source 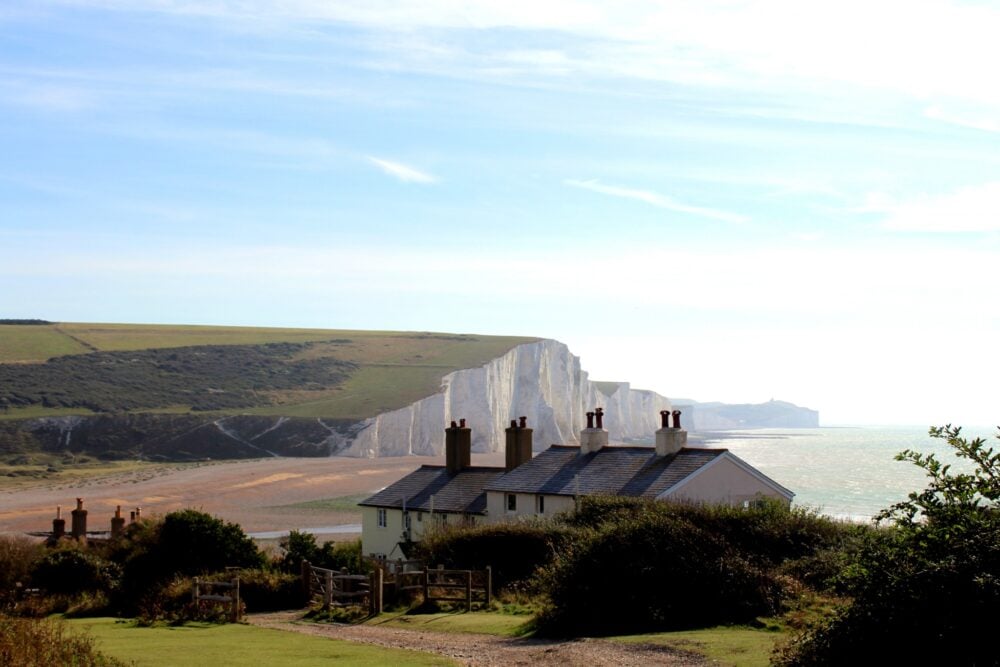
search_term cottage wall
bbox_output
[661,455,791,507]
[485,491,575,521]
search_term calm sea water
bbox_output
[696,426,995,522]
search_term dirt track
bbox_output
[247,611,706,666]
[1,454,506,536]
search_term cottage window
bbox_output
[507,494,517,512]
[377,508,387,528]
[537,495,545,514]
[404,512,412,532]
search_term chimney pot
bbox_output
[595,407,604,429]
[519,416,527,429]
[656,409,687,456]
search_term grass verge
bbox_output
[369,610,532,637]
[612,625,782,667]
[68,618,455,667]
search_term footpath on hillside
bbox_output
[247,611,707,667]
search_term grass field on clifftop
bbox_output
[0,323,536,421]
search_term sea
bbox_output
[693,426,996,522]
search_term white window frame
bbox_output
[377,507,387,528]
[507,493,517,513]
[537,495,545,514]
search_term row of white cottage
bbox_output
[359,410,794,558]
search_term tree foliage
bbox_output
[776,425,1000,666]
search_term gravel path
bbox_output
[247,611,707,666]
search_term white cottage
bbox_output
[359,410,793,558]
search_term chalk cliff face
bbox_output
[345,339,672,457]
[10,339,672,461]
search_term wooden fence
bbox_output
[397,566,491,611]
[301,561,491,614]
[191,577,241,622]
[301,562,383,616]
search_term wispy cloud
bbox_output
[367,157,437,184]
[564,178,746,223]
[868,183,1000,233]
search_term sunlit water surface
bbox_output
[695,426,993,522]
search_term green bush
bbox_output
[0,614,127,666]
[233,570,305,611]
[775,425,1000,665]
[413,521,582,592]
[113,510,264,613]
[536,509,786,636]
[31,546,119,596]
[0,536,44,608]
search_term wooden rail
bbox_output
[192,577,240,622]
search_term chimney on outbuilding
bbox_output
[71,498,88,542]
[52,506,65,540]
[445,419,472,474]
[505,416,533,471]
[579,407,608,455]
[111,505,126,538]
[655,409,687,456]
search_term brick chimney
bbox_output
[70,498,87,542]
[445,419,472,474]
[111,505,126,538]
[579,407,608,455]
[505,416,533,471]
[655,409,687,456]
[52,506,65,540]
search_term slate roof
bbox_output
[482,445,728,498]
[359,466,506,515]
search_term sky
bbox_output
[2,1,1000,427]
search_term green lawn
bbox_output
[613,625,782,667]
[68,618,455,667]
[369,611,778,665]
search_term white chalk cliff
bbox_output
[343,339,672,457]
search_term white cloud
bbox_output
[871,183,1000,232]
[367,157,437,184]
[564,178,746,223]
[50,1,1000,110]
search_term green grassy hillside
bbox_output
[0,323,536,421]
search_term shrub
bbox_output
[775,425,1000,665]
[31,546,119,596]
[0,614,127,666]
[233,569,305,611]
[0,536,44,608]
[113,509,264,613]
[536,509,786,636]
[413,521,582,592]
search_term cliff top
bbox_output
[0,322,538,421]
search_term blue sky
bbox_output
[3,1,1000,426]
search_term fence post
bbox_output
[465,570,472,611]
[485,566,492,606]
[324,570,333,610]
[369,568,383,616]
[301,560,311,601]
[231,578,240,623]
[192,577,199,606]
[422,566,429,601]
